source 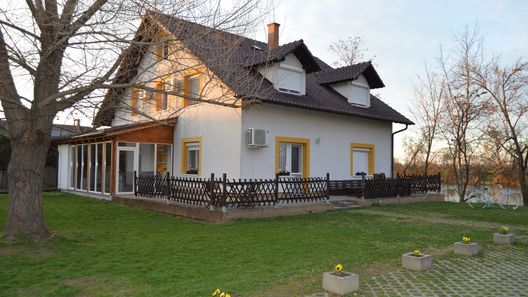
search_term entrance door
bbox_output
[116,143,138,194]
[278,142,304,178]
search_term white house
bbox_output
[55,12,413,198]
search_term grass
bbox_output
[379,201,528,227]
[0,192,523,297]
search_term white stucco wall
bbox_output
[240,104,393,179]
[173,104,243,178]
[57,144,70,189]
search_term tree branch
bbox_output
[0,20,41,41]
[68,0,108,36]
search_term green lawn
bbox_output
[380,201,528,227]
[0,193,521,297]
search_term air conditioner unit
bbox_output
[247,128,269,148]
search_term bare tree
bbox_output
[0,0,267,240]
[438,27,488,202]
[472,59,528,204]
[328,36,371,67]
[411,65,444,175]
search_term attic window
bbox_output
[277,65,304,96]
[251,45,262,51]
[350,82,370,107]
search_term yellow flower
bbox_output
[220,293,225,297]
[225,294,231,297]
[334,263,343,273]
[463,236,471,243]
[213,289,221,296]
[501,226,509,234]
[413,249,421,256]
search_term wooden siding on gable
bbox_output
[116,125,173,144]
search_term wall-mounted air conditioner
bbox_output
[247,128,269,148]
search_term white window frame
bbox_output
[186,143,200,172]
[279,143,303,177]
[277,64,305,96]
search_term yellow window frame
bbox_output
[181,137,202,175]
[350,143,375,176]
[275,136,310,178]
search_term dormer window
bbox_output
[328,74,371,108]
[277,64,304,95]
[350,81,370,107]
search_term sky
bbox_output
[255,0,528,158]
[23,0,526,159]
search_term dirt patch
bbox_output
[62,276,150,297]
[0,245,53,258]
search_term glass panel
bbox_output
[70,146,75,188]
[291,145,302,174]
[139,143,155,176]
[189,75,200,101]
[161,84,168,110]
[156,144,170,174]
[104,142,111,193]
[188,150,198,170]
[96,143,103,192]
[118,142,136,147]
[82,144,88,191]
[76,145,82,190]
[118,150,135,193]
[89,144,96,191]
[279,143,287,172]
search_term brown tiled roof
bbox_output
[315,62,385,88]
[94,12,413,126]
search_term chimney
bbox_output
[73,119,80,131]
[267,22,280,50]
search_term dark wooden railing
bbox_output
[134,172,330,208]
[329,173,441,199]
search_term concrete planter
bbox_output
[402,253,432,271]
[322,271,359,295]
[453,242,479,256]
[493,233,515,245]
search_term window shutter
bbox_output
[131,88,138,116]
[155,82,163,111]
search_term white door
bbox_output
[278,143,303,178]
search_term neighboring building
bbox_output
[55,12,413,198]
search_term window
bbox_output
[158,39,169,60]
[188,74,201,104]
[275,137,310,178]
[350,143,375,176]
[181,137,202,175]
[349,83,370,107]
[278,143,303,176]
[156,82,168,111]
[104,142,111,193]
[277,66,304,95]
[173,77,184,95]
[156,144,171,174]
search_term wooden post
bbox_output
[134,170,137,197]
[274,173,279,204]
[210,173,215,208]
[222,173,227,208]
[326,173,331,202]
[361,174,366,199]
[166,171,171,200]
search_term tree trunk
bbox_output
[519,172,528,206]
[5,128,52,240]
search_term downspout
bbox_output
[391,124,408,177]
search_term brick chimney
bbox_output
[267,22,280,49]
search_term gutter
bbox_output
[391,124,409,177]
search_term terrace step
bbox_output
[330,199,363,210]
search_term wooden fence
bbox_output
[134,172,330,208]
[329,173,441,199]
